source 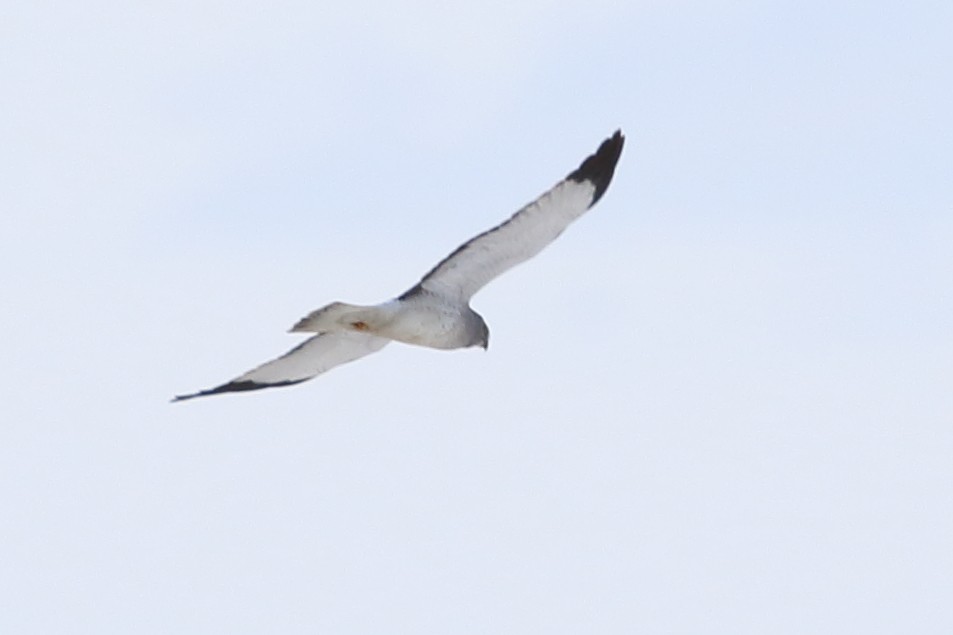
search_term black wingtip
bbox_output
[171,378,309,402]
[566,129,625,206]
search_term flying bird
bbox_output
[174,130,625,401]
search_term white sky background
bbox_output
[2,1,952,632]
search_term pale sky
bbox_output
[2,1,952,633]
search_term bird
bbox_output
[173,130,625,401]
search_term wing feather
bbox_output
[173,332,389,401]
[402,130,624,302]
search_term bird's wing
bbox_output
[173,331,390,401]
[401,130,624,303]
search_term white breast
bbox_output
[377,297,471,349]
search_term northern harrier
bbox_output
[174,130,624,401]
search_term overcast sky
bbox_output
[2,1,952,633]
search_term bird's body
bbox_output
[174,130,624,401]
[292,294,486,350]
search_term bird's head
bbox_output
[467,308,490,350]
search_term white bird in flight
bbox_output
[174,130,625,401]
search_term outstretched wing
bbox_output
[173,332,389,401]
[402,130,624,303]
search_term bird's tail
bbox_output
[289,301,373,334]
